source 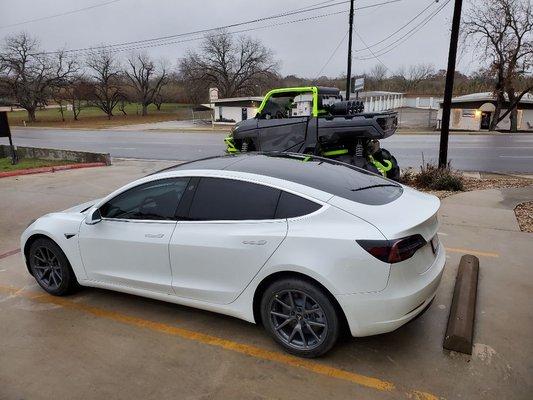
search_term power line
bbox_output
[0,0,121,30]
[353,30,390,72]
[37,0,402,55]
[38,0,352,55]
[315,0,428,80]
[314,30,349,79]
[104,9,352,55]
[289,0,338,13]
[353,0,438,52]
[356,0,451,60]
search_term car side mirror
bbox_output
[86,208,102,225]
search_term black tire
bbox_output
[28,238,79,296]
[260,278,340,358]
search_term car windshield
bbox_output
[260,92,309,119]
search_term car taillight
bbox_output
[357,234,427,264]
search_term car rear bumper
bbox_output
[335,243,446,337]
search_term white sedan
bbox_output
[21,153,445,357]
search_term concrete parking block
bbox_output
[443,255,479,354]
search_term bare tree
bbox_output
[125,53,168,116]
[0,33,76,122]
[179,30,279,98]
[86,49,122,119]
[51,86,68,122]
[153,84,171,110]
[369,64,388,83]
[393,63,435,92]
[68,76,93,120]
[463,0,533,131]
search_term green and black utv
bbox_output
[224,86,400,180]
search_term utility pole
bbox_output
[439,0,463,168]
[345,0,355,100]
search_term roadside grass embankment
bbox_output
[7,103,209,129]
[0,157,71,172]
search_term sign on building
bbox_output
[209,88,219,103]
[351,77,365,92]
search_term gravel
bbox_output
[515,202,533,233]
[404,171,533,229]
[407,174,533,200]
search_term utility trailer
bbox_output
[224,86,400,180]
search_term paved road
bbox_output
[3,127,533,172]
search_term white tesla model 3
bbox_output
[21,153,445,357]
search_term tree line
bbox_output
[0,33,174,122]
[0,30,280,123]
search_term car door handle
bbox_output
[145,233,165,238]
[242,240,267,245]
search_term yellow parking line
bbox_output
[0,285,441,399]
[445,247,499,258]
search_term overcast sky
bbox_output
[0,0,480,78]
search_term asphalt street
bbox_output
[3,127,533,172]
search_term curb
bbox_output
[0,162,107,179]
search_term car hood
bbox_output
[328,186,440,240]
[62,199,101,214]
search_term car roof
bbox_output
[154,153,358,175]
[153,153,401,206]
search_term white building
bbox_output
[437,92,533,131]
[403,95,443,110]
[208,96,263,125]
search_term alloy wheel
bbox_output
[32,246,63,290]
[268,289,328,351]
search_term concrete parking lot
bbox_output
[0,161,532,400]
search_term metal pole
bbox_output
[8,134,18,165]
[345,0,355,101]
[439,0,463,168]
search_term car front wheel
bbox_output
[260,278,340,358]
[29,238,79,296]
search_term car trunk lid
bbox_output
[328,185,440,241]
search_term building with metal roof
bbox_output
[437,92,533,131]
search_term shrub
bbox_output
[414,162,464,191]
[399,168,416,186]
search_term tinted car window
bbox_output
[226,155,403,205]
[275,191,321,218]
[100,178,189,220]
[188,178,280,221]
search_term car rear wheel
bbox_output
[29,238,79,296]
[260,278,340,358]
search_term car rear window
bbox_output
[226,155,403,205]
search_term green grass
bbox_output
[7,103,190,123]
[0,157,72,172]
[5,102,207,129]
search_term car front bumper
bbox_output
[335,243,446,337]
